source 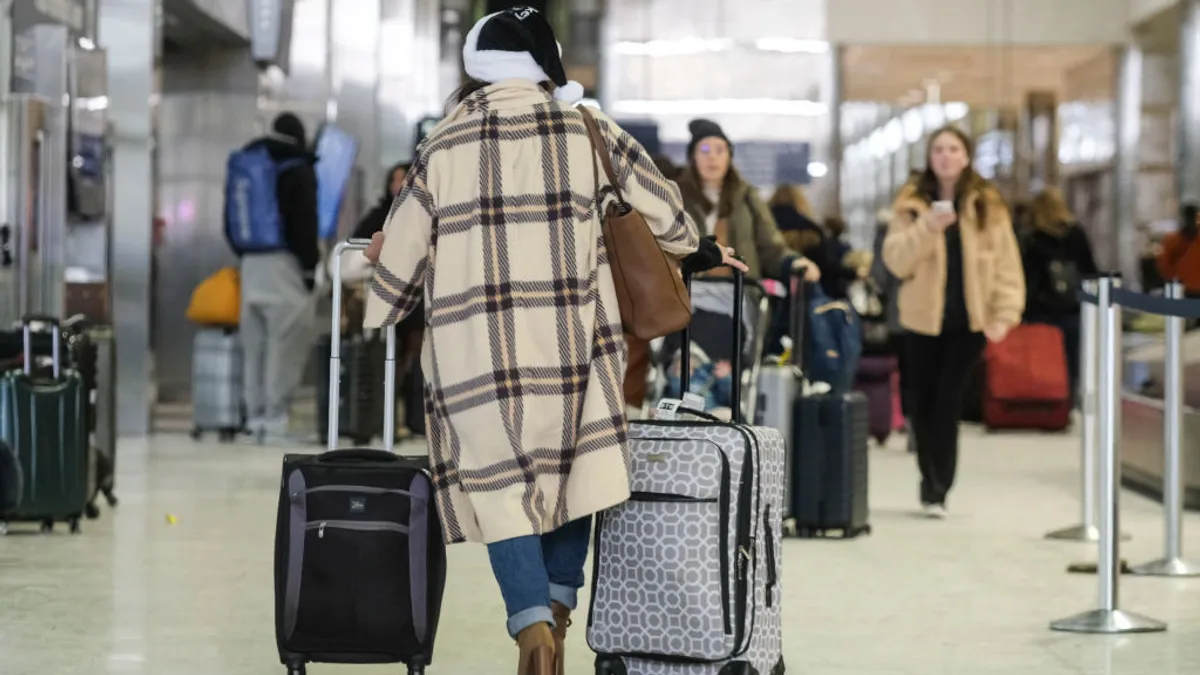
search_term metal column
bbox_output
[98,0,158,436]
[1179,0,1200,206]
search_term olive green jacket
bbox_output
[679,174,795,279]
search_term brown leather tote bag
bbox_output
[579,107,691,340]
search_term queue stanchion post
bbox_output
[1046,278,1102,542]
[1130,280,1200,577]
[1050,275,1167,634]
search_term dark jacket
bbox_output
[1021,223,1098,317]
[771,205,852,298]
[229,136,320,277]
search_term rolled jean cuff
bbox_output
[549,582,579,610]
[506,605,554,639]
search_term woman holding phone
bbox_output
[883,126,1025,517]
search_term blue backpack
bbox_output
[224,145,302,253]
[804,285,863,393]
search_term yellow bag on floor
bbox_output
[186,267,240,326]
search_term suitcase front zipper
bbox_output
[305,519,409,538]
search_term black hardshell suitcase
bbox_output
[315,332,385,446]
[275,239,446,675]
[785,273,871,539]
[0,318,91,534]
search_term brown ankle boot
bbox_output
[550,601,572,675]
[516,622,555,675]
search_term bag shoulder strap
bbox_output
[579,107,626,205]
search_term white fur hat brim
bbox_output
[462,11,584,105]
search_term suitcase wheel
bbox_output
[69,517,81,534]
[39,520,53,534]
[218,429,239,443]
[406,655,427,675]
[285,663,305,675]
[595,655,628,675]
[189,427,203,441]
[85,503,101,519]
[103,488,118,507]
[716,662,757,675]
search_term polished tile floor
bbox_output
[2,426,1200,675]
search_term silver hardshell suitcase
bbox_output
[589,270,786,675]
[756,363,798,518]
[191,327,244,441]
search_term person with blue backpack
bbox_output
[224,112,320,444]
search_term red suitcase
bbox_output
[982,323,1071,431]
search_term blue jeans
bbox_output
[486,515,592,638]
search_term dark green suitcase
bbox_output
[0,320,90,534]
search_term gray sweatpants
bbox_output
[240,253,315,425]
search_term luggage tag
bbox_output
[681,392,707,414]
[654,398,683,420]
[653,394,708,421]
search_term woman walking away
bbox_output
[361,8,741,674]
[883,126,1025,518]
[1021,187,1098,400]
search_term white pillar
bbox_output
[98,0,158,435]
[1113,44,1142,283]
[1179,0,1200,206]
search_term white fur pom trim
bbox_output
[554,80,585,104]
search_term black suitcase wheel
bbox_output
[85,502,101,519]
[285,663,306,675]
[717,662,757,675]
[189,427,203,440]
[595,655,628,675]
[406,655,426,675]
[218,428,238,442]
[103,489,118,507]
[69,517,81,534]
[39,520,53,533]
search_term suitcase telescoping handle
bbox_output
[788,265,810,371]
[679,268,746,424]
[327,238,398,453]
[22,315,61,379]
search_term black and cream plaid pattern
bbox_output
[365,80,699,545]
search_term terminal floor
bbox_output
[2,426,1200,675]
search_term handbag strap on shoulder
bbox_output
[579,107,626,206]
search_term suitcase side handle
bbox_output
[328,238,398,452]
[317,448,399,463]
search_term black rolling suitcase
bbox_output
[275,239,446,675]
[785,273,871,539]
[0,318,91,534]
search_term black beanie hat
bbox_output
[462,6,584,104]
[687,119,732,160]
[273,113,306,146]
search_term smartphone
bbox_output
[932,200,954,214]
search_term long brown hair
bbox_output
[914,126,992,229]
[679,164,744,218]
[769,184,816,220]
[1030,187,1074,237]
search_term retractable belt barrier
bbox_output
[1050,277,1200,635]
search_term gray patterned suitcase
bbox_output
[589,270,786,675]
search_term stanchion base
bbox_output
[1050,609,1167,634]
[1044,524,1131,541]
[1129,557,1200,577]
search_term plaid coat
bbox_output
[364,80,701,544]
